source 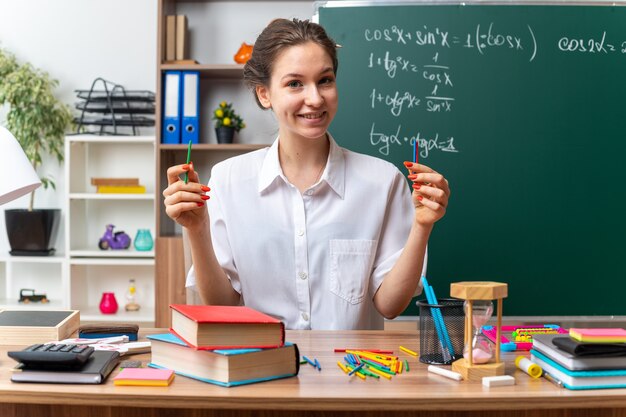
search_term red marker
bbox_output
[333,348,394,354]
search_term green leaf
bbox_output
[0,47,72,209]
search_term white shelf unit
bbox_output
[69,258,155,323]
[0,255,67,310]
[65,135,156,325]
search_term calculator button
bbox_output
[7,343,95,367]
[25,344,43,351]
[48,344,65,352]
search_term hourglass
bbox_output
[463,300,494,364]
[450,281,508,382]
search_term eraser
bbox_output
[482,375,515,387]
[119,360,143,368]
[427,365,463,381]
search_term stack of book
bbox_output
[531,328,626,390]
[91,177,146,194]
[147,304,299,387]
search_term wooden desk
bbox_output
[1,330,626,417]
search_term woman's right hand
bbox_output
[162,162,211,229]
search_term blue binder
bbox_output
[181,71,199,144]
[162,71,182,144]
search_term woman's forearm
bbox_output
[373,223,432,319]
[187,221,240,306]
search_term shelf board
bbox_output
[69,249,155,259]
[69,193,155,200]
[0,254,65,263]
[160,63,243,79]
[67,135,155,144]
[79,306,155,323]
[159,143,268,151]
[0,299,67,310]
[69,257,155,266]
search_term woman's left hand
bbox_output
[404,161,451,226]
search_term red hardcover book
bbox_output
[169,304,285,350]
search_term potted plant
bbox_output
[212,101,245,144]
[0,47,73,256]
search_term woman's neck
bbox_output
[278,133,330,193]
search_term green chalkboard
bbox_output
[319,3,626,316]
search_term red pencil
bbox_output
[334,348,394,354]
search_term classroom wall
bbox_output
[0,0,314,254]
[0,0,158,254]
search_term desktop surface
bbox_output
[1,329,626,417]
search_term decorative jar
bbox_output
[134,229,153,251]
[99,292,118,314]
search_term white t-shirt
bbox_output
[187,135,422,330]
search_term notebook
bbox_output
[10,351,120,384]
[552,336,626,357]
[531,349,626,390]
[532,334,626,371]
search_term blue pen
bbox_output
[425,278,455,357]
[422,276,454,361]
[428,282,455,356]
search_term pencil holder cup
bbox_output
[417,298,465,365]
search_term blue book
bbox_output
[531,349,626,390]
[147,333,299,387]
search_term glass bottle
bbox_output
[134,229,153,251]
[463,300,494,364]
[125,279,140,312]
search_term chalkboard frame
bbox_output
[316,0,626,318]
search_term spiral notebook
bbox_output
[533,334,626,371]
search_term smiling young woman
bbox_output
[162,18,451,330]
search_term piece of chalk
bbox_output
[515,356,542,378]
[482,375,515,387]
[427,365,463,381]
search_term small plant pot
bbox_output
[215,127,235,144]
[5,209,61,256]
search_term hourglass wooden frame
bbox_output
[450,281,508,382]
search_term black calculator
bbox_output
[8,343,95,367]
